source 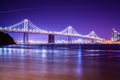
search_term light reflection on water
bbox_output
[0,44,82,80]
[0,44,120,80]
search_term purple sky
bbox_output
[0,0,120,40]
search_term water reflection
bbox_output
[82,50,120,80]
[0,44,82,80]
[0,44,120,80]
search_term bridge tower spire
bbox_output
[68,26,72,43]
[23,19,28,43]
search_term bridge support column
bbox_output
[23,19,29,43]
[48,34,55,43]
[68,36,72,43]
[91,39,96,43]
[23,33,28,43]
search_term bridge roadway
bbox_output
[0,29,80,36]
[0,29,102,40]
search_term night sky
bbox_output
[0,0,120,40]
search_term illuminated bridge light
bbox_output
[68,26,72,29]
[24,19,29,22]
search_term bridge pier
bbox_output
[23,33,28,43]
[48,34,55,43]
[91,39,97,43]
[68,36,72,43]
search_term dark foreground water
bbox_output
[0,44,120,80]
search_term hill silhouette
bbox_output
[0,32,16,46]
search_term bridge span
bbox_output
[0,19,104,43]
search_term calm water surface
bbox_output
[0,44,120,80]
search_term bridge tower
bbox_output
[23,19,28,43]
[48,34,55,43]
[68,26,72,43]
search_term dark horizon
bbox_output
[0,0,120,40]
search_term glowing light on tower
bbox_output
[68,26,72,35]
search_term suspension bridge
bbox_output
[0,19,104,43]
